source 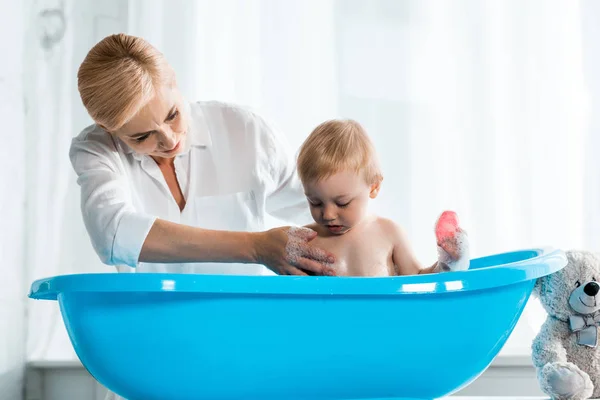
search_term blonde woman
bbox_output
[73,34,337,399]
[72,33,337,280]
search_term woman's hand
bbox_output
[252,226,337,276]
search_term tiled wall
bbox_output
[0,0,26,399]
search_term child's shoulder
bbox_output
[371,216,407,239]
[372,216,399,230]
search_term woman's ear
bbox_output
[370,180,382,199]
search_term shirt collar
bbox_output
[118,101,212,159]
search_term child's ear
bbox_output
[369,180,382,199]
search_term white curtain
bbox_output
[126,0,339,150]
[341,0,587,354]
[25,0,596,361]
[24,0,108,361]
[24,0,75,361]
[1,1,26,398]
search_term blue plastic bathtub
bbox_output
[29,248,566,400]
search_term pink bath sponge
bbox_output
[435,211,460,246]
[435,211,470,271]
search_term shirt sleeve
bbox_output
[253,115,313,226]
[69,129,157,268]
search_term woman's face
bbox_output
[114,83,189,159]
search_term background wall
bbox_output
[0,1,26,399]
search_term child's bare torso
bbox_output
[307,216,396,276]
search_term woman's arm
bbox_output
[140,219,336,275]
[69,128,336,275]
[139,219,255,264]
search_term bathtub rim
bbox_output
[29,247,566,299]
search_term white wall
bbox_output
[0,0,26,399]
[581,0,600,249]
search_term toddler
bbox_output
[296,119,469,276]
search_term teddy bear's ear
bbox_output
[532,276,544,298]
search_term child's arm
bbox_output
[387,222,437,275]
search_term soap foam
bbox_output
[285,227,334,273]
[285,227,315,264]
[437,230,470,272]
[434,211,470,272]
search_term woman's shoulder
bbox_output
[72,123,118,150]
[69,123,124,170]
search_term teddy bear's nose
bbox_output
[584,281,599,296]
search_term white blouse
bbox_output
[69,100,312,275]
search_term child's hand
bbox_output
[435,211,470,271]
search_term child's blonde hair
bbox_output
[297,119,383,185]
[77,33,174,131]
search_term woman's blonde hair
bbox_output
[297,119,383,185]
[77,33,173,131]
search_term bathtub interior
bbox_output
[468,249,540,269]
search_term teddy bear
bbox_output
[532,250,600,399]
